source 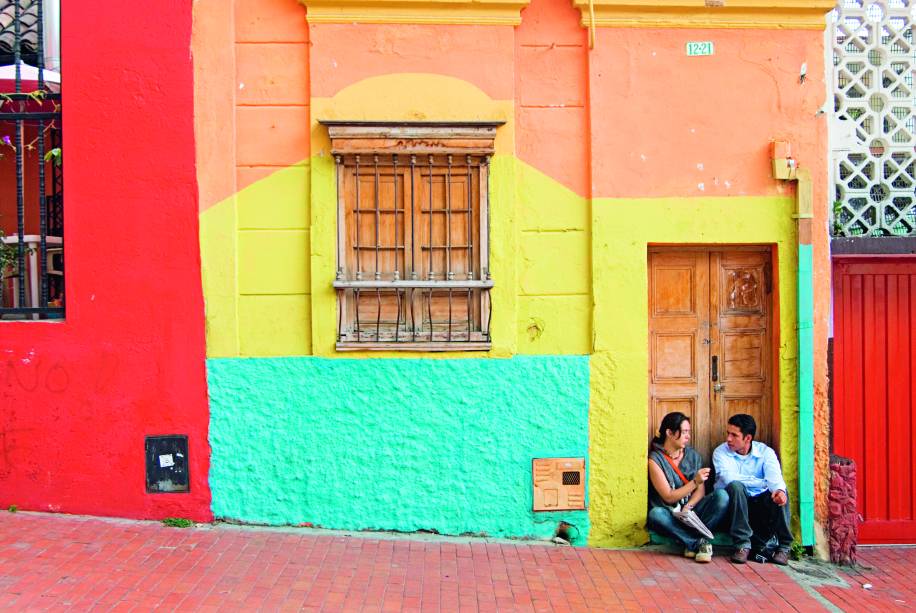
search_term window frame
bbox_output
[322,120,501,351]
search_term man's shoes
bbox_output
[731,547,750,564]
[770,549,790,566]
[695,541,713,563]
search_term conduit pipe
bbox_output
[771,141,815,547]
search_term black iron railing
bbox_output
[0,0,62,320]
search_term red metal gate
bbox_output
[833,257,916,544]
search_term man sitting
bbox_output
[713,414,793,565]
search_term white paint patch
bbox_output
[690,128,696,134]
[640,154,647,162]
[159,454,175,468]
[725,180,732,189]
[697,183,705,191]
[238,82,245,90]
[696,163,704,171]
[90,294,95,301]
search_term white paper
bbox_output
[158,454,174,468]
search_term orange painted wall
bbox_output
[309,24,515,101]
[588,27,826,200]
[194,0,310,213]
[516,0,590,197]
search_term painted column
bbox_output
[772,142,815,546]
[797,168,816,547]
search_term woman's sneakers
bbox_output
[685,539,713,563]
[695,540,713,563]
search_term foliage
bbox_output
[162,517,194,528]
[44,147,61,166]
[832,200,844,236]
[0,231,17,277]
[790,541,806,561]
[7,504,17,513]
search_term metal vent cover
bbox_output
[145,435,189,493]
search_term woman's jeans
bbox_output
[647,489,729,551]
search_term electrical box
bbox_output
[532,457,585,511]
[145,435,189,493]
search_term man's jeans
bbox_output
[725,481,794,552]
[647,489,729,551]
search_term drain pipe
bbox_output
[771,141,815,548]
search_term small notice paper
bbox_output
[159,454,175,468]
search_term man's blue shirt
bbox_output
[713,440,787,497]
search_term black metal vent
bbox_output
[562,471,581,486]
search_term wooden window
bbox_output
[323,121,500,351]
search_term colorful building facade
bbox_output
[194,0,833,547]
[0,0,835,550]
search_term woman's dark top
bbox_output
[647,443,703,511]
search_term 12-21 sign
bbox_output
[686,41,714,56]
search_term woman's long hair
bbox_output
[649,411,690,451]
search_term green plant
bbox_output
[7,504,17,513]
[790,541,806,561]
[832,200,844,236]
[0,231,13,272]
[162,517,193,528]
[44,147,61,166]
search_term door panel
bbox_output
[834,258,916,543]
[710,251,773,452]
[649,252,711,455]
[649,248,773,461]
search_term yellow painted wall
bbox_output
[587,195,799,546]
[201,73,593,359]
[201,163,314,357]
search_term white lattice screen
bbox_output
[831,0,916,236]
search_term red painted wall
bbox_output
[0,0,212,520]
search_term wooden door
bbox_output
[649,248,774,461]
[834,257,916,544]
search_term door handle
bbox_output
[712,355,725,393]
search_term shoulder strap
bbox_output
[661,453,690,486]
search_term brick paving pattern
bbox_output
[816,547,915,610]
[0,512,911,611]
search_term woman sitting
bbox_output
[647,411,728,562]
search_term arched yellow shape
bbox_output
[311,73,515,156]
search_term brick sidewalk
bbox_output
[0,512,908,611]
[815,547,914,610]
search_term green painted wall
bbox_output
[207,355,591,543]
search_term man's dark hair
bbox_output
[728,413,757,440]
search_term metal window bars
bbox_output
[0,0,62,319]
[333,152,492,350]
